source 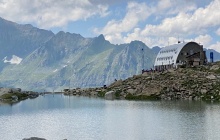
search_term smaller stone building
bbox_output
[154,41,207,71]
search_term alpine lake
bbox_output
[1,94,220,140]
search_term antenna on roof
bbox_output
[178,36,181,44]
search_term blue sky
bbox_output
[0,0,220,52]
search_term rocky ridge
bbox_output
[0,17,156,91]
[64,62,220,101]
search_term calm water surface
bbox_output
[0,94,220,140]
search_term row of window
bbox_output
[157,56,173,61]
[160,49,177,54]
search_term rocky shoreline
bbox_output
[0,88,39,104]
[64,62,220,101]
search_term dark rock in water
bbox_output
[22,137,46,140]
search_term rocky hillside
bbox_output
[0,17,156,91]
[65,62,220,101]
[0,17,54,70]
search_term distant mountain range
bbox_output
[0,17,156,91]
[0,17,219,91]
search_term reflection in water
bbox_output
[0,94,220,140]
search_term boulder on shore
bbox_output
[105,91,115,100]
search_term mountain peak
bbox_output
[56,31,65,35]
[97,34,105,40]
[56,31,83,39]
[129,40,147,48]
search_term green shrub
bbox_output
[97,91,105,97]
[180,64,186,68]
[214,69,220,74]
[125,93,135,100]
[0,93,13,100]
[115,90,122,99]
[125,93,160,100]
[0,93,28,100]
[14,93,29,100]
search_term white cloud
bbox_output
[154,0,197,15]
[94,1,151,44]
[94,0,220,48]
[94,0,197,44]
[157,0,172,11]
[124,29,179,47]
[3,55,22,64]
[124,30,214,49]
[142,0,220,37]
[209,42,220,53]
[0,0,109,28]
[100,0,220,50]
[89,0,127,5]
[216,28,220,36]
[194,34,212,47]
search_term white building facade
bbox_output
[154,42,206,71]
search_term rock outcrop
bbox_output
[0,88,39,103]
[64,62,220,101]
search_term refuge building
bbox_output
[154,41,207,71]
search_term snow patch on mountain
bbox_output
[3,55,22,64]
[53,69,58,72]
